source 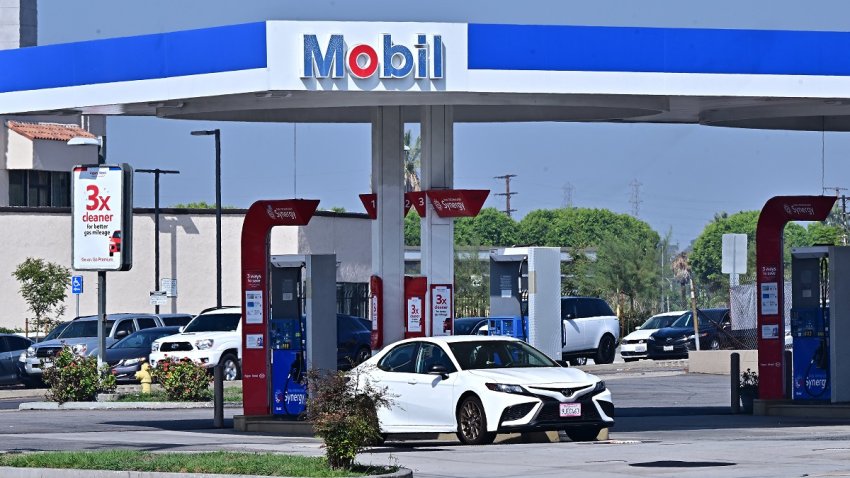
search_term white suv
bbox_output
[561,297,620,365]
[149,307,242,381]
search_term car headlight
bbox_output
[118,357,143,367]
[647,336,656,342]
[195,339,214,350]
[19,352,26,362]
[26,346,35,358]
[151,342,160,352]
[591,380,607,394]
[72,344,87,355]
[485,383,528,394]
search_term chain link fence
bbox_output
[728,282,791,349]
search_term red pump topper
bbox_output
[369,275,383,349]
[404,276,428,338]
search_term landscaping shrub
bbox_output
[150,357,212,401]
[43,347,116,403]
[305,367,390,469]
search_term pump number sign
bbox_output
[72,165,133,271]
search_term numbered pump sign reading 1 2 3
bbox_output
[72,165,134,271]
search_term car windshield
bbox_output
[449,340,558,370]
[58,320,116,339]
[643,315,679,330]
[44,322,70,341]
[110,329,173,349]
[670,312,694,328]
[183,313,240,333]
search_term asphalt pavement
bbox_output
[1,363,849,477]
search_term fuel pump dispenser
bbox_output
[790,246,850,403]
[790,247,831,400]
[488,247,561,360]
[268,254,337,417]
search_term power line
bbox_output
[494,174,518,218]
[629,179,643,217]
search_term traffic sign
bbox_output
[149,291,167,305]
[71,275,84,295]
[160,278,178,298]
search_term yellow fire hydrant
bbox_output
[135,362,152,394]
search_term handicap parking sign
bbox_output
[71,275,84,295]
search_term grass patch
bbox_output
[116,386,243,403]
[0,451,393,477]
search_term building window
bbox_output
[8,170,71,207]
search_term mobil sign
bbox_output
[303,33,444,79]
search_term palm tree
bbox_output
[403,130,422,192]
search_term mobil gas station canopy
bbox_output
[3,21,850,129]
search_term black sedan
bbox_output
[105,326,181,381]
[647,308,731,359]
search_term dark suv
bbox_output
[647,308,731,359]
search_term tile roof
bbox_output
[6,120,96,142]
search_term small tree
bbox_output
[13,258,70,337]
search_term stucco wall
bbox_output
[0,209,371,330]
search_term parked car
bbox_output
[560,296,620,365]
[0,334,33,386]
[647,308,731,359]
[20,313,163,385]
[150,306,242,380]
[356,336,614,444]
[32,320,73,343]
[620,311,686,362]
[453,317,489,335]
[156,313,195,328]
[337,314,372,370]
[105,326,181,381]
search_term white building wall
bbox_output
[0,209,371,330]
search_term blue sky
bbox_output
[36,0,850,247]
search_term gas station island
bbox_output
[6,20,850,418]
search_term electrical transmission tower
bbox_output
[629,179,643,217]
[562,182,574,208]
[824,186,849,245]
[494,174,518,218]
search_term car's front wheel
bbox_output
[568,357,587,366]
[355,347,372,366]
[594,334,616,364]
[708,337,721,350]
[565,426,603,442]
[456,396,496,445]
[219,353,241,381]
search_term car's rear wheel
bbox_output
[594,334,616,364]
[219,353,241,381]
[565,426,603,442]
[568,357,587,366]
[456,396,496,445]
[708,337,721,350]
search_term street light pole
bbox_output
[191,129,223,308]
[137,169,180,314]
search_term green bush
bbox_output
[150,357,212,401]
[305,367,390,469]
[43,347,116,403]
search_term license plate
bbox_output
[559,403,581,417]
[634,344,647,353]
[663,345,674,352]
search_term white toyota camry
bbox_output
[356,335,614,445]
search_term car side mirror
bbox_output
[115,330,129,339]
[428,364,450,379]
[178,326,184,333]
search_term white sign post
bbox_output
[722,233,748,286]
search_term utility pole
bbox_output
[824,186,848,245]
[494,174,518,218]
[562,182,574,208]
[629,179,643,217]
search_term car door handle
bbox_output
[407,379,417,385]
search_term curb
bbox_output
[0,466,412,478]
[19,402,242,411]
